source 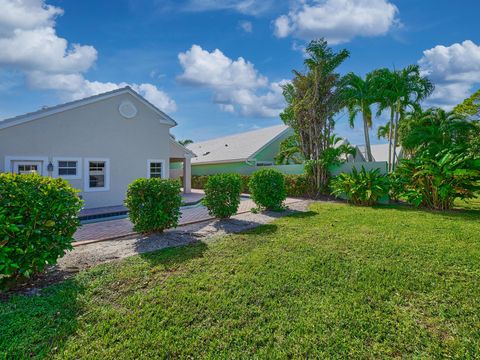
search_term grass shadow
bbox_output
[137,240,209,269]
[0,278,85,359]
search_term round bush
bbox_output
[248,168,287,210]
[203,173,242,218]
[0,173,83,283]
[125,178,182,234]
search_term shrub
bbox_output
[249,168,286,210]
[193,174,250,193]
[284,174,315,197]
[0,173,83,283]
[203,173,242,218]
[125,178,182,234]
[394,151,480,210]
[330,167,390,206]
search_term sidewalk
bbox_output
[73,197,302,245]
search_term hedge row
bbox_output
[192,174,314,198]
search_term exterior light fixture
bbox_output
[47,162,54,173]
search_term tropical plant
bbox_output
[394,150,480,210]
[343,72,376,161]
[275,134,304,164]
[281,38,350,193]
[400,108,477,156]
[330,167,390,206]
[249,168,286,211]
[371,65,434,171]
[125,178,182,233]
[377,122,393,140]
[0,173,83,284]
[203,173,242,218]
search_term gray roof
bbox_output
[0,86,177,130]
[188,124,291,165]
[357,144,402,162]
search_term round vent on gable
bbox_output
[119,101,137,119]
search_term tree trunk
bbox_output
[388,107,394,172]
[392,103,401,171]
[363,113,373,162]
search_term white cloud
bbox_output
[184,0,273,16]
[239,20,253,33]
[419,40,480,108]
[178,45,286,117]
[0,0,176,113]
[273,0,399,44]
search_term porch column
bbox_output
[183,156,191,193]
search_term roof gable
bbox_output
[0,86,176,131]
[188,125,291,165]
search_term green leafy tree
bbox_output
[281,38,349,193]
[454,89,480,118]
[343,72,376,161]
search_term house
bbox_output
[0,86,195,209]
[357,144,403,163]
[186,125,294,176]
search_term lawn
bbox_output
[1,202,480,358]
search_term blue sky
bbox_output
[0,0,479,145]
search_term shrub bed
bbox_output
[0,173,83,284]
[125,178,182,234]
[249,169,287,210]
[193,174,312,198]
[330,167,389,206]
[203,173,242,218]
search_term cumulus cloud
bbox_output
[273,0,399,44]
[419,40,480,108]
[184,0,274,16]
[0,0,176,113]
[178,45,286,117]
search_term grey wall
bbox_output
[0,93,172,208]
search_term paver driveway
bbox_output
[74,197,302,244]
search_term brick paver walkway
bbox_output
[73,197,301,244]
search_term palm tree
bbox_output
[371,65,434,170]
[377,123,392,140]
[275,135,304,165]
[343,72,376,161]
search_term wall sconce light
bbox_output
[47,162,54,173]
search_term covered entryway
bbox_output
[169,139,195,193]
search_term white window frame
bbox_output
[147,159,166,179]
[84,158,110,192]
[53,157,82,180]
[4,156,49,175]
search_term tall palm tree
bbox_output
[371,65,434,170]
[274,134,304,164]
[377,123,392,140]
[343,72,376,161]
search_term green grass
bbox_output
[1,202,480,358]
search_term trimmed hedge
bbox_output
[125,178,182,234]
[249,168,287,210]
[0,173,83,283]
[192,174,312,198]
[203,173,242,218]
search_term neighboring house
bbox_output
[0,86,195,209]
[187,125,294,176]
[356,144,403,163]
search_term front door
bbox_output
[13,161,43,175]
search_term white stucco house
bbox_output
[0,86,195,209]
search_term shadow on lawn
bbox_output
[369,203,480,222]
[0,277,85,359]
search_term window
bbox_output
[147,159,165,179]
[84,158,110,192]
[256,161,273,167]
[58,161,77,176]
[89,162,105,188]
[53,157,82,179]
